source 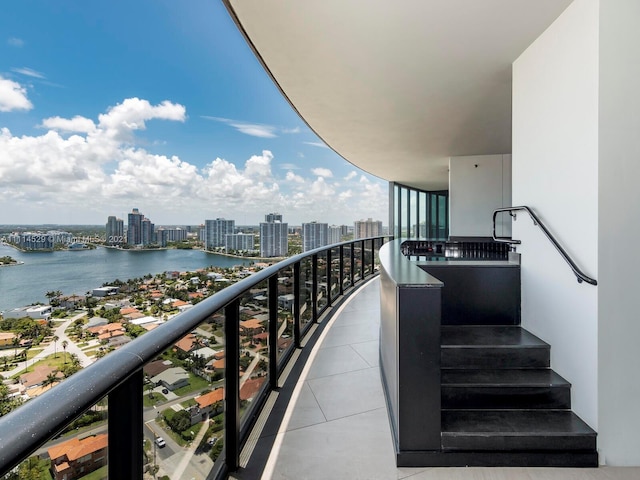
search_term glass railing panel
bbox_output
[140,307,226,480]
[12,397,108,480]
[353,242,363,283]
[299,257,313,335]
[316,250,328,317]
[342,243,352,290]
[238,280,270,430]
[329,246,341,302]
[363,240,373,276]
[276,266,295,366]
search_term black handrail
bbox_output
[0,236,391,478]
[492,206,597,286]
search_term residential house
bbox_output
[48,434,107,480]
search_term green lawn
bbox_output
[173,373,211,396]
[78,465,107,480]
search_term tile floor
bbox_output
[240,277,640,480]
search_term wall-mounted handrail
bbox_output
[493,206,597,286]
[0,236,391,478]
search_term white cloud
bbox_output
[7,37,24,47]
[0,97,388,225]
[202,116,277,138]
[303,141,329,149]
[0,76,33,112]
[344,171,357,181]
[11,67,45,79]
[311,167,333,178]
[286,171,305,183]
[41,115,97,134]
[280,163,300,170]
[282,127,300,134]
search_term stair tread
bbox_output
[441,326,548,348]
[442,369,570,387]
[442,410,595,436]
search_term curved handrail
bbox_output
[492,206,597,286]
[0,236,391,477]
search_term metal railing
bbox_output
[0,236,391,479]
[493,206,597,285]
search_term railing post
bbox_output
[326,248,333,307]
[268,275,278,389]
[225,299,240,472]
[350,242,355,287]
[360,240,365,281]
[339,244,344,296]
[312,254,318,322]
[108,369,143,479]
[293,262,301,348]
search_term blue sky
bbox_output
[0,1,387,226]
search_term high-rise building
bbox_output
[265,212,283,223]
[302,222,328,252]
[106,216,124,246]
[260,216,288,258]
[328,225,342,244]
[126,208,154,246]
[354,218,382,239]
[204,218,235,250]
[225,233,255,252]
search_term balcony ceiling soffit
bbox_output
[225,0,573,191]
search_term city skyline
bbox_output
[0,1,388,226]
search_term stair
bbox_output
[439,325,598,467]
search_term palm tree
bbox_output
[44,371,58,390]
[61,340,68,364]
[52,335,59,358]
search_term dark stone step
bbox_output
[441,326,550,369]
[397,450,599,468]
[442,410,597,452]
[442,369,572,409]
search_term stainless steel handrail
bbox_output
[493,206,597,285]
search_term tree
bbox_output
[167,409,191,433]
[0,383,22,417]
[43,371,58,390]
[52,335,59,358]
[61,340,68,364]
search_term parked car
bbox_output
[155,436,166,448]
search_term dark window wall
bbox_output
[391,183,448,240]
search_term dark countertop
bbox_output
[380,239,519,288]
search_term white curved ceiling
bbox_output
[225,0,573,191]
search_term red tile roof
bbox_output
[48,434,108,462]
[195,388,224,408]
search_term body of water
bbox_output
[0,244,250,312]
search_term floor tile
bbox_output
[308,366,385,421]
[284,382,326,432]
[307,344,371,380]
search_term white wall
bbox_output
[597,0,640,466]
[449,154,512,238]
[512,0,599,433]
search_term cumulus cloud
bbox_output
[7,37,24,47]
[0,97,388,224]
[41,115,97,134]
[312,167,333,178]
[344,171,357,181]
[285,171,305,183]
[11,67,45,79]
[0,76,33,112]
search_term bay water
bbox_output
[0,244,250,313]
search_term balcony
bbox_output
[1,236,638,480]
